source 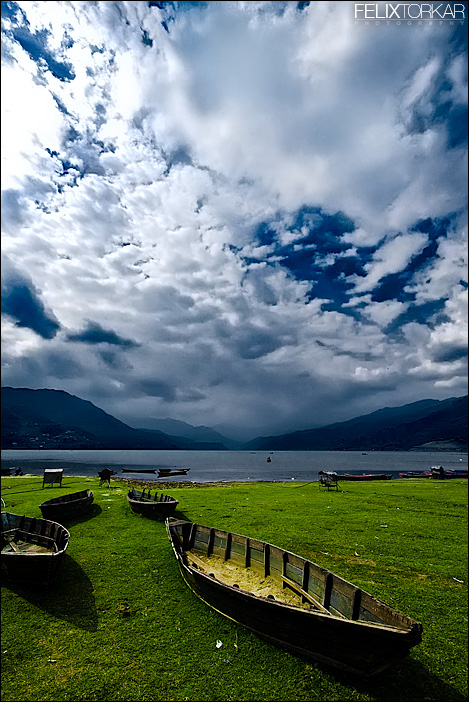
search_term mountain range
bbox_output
[1,386,467,452]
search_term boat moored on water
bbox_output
[157,468,190,478]
[165,517,423,678]
[122,468,157,474]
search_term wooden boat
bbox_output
[431,466,468,479]
[165,518,423,678]
[157,468,190,478]
[127,488,179,520]
[399,472,432,478]
[443,470,468,478]
[39,489,94,521]
[122,468,157,474]
[339,473,392,481]
[1,512,70,587]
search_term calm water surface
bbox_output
[1,449,467,482]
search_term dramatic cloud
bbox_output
[1,1,467,438]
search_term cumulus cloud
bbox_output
[1,1,467,433]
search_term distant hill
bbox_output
[0,387,224,450]
[131,417,243,450]
[245,396,468,451]
[2,387,467,452]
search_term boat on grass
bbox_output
[122,468,157,474]
[40,489,94,521]
[399,472,432,479]
[442,470,468,478]
[157,468,190,478]
[165,517,423,678]
[127,488,179,520]
[1,512,70,587]
[431,466,468,479]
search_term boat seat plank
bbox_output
[281,575,332,614]
[187,550,210,570]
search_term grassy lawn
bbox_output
[1,474,467,701]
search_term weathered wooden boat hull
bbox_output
[157,469,190,477]
[339,474,392,481]
[431,467,468,479]
[166,518,422,678]
[1,512,70,587]
[39,489,94,521]
[122,469,156,474]
[127,489,179,520]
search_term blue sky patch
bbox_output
[4,4,75,82]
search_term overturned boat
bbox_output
[165,518,423,678]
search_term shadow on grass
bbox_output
[3,554,98,632]
[57,502,103,527]
[0,480,46,497]
[173,509,190,522]
[326,655,467,701]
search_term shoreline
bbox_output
[1,474,307,489]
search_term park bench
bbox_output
[42,469,63,488]
[319,471,339,491]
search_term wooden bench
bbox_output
[42,469,63,488]
[319,472,339,491]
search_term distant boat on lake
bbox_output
[122,468,157,474]
[157,468,190,478]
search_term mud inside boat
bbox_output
[186,549,325,611]
[2,530,58,554]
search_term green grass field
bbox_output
[1,474,467,701]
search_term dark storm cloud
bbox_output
[1,265,60,339]
[1,1,467,432]
[66,322,139,348]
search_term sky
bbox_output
[1,1,468,440]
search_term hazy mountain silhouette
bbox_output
[245,396,468,451]
[1,387,467,452]
[1,387,215,450]
[130,416,243,450]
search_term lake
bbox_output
[1,449,467,482]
